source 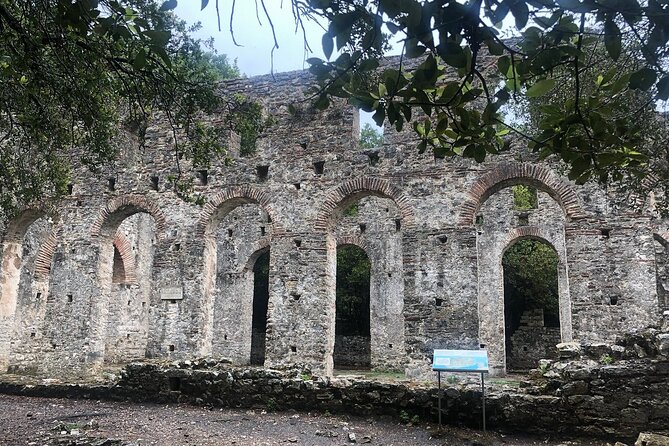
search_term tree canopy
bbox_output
[360,122,384,148]
[0,0,238,217]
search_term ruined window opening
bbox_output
[257,165,269,180]
[168,376,181,391]
[107,177,116,191]
[512,185,538,210]
[518,213,529,226]
[313,161,325,175]
[601,228,611,238]
[150,176,159,191]
[334,245,371,370]
[359,112,383,149]
[476,214,484,225]
[197,170,208,186]
[435,298,443,307]
[260,226,266,236]
[112,246,126,284]
[67,184,74,195]
[251,250,270,366]
[503,239,560,372]
[67,294,73,303]
[367,151,380,166]
[395,219,401,232]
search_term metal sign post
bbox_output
[432,349,489,432]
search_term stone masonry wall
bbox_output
[0,60,664,379]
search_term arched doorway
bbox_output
[250,249,270,365]
[334,244,371,370]
[503,238,561,371]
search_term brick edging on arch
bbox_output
[502,226,562,260]
[458,163,587,226]
[196,185,284,237]
[112,230,137,284]
[3,208,54,243]
[33,228,59,282]
[315,177,415,231]
[90,195,167,240]
[336,235,370,253]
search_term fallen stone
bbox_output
[556,342,581,359]
[635,432,669,446]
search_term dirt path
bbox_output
[0,394,610,446]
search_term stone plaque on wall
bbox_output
[160,287,183,301]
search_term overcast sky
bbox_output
[174,1,328,76]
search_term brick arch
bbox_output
[90,194,167,240]
[112,230,137,284]
[241,238,271,273]
[458,163,587,226]
[3,208,55,243]
[33,228,59,282]
[336,235,371,254]
[196,185,284,238]
[315,177,415,231]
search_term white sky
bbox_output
[174,1,328,76]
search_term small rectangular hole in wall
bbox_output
[367,152,380,166]
[601,228,611,238]
[107,178,116,191]
[267,215,272,223]
[290,346,297,353]
[388,273,392,278]
[388,344,393,348]
[294,183,301,190]
[294,239,302,248]
[174,243,181,251]
[197,170,208,186]
[313,161,325,175]
[67,184,73,195]
[224,334,228,340]
[127,300,131,306]
[257,165,269,180]
[359,223,367,233]
[437,235,448,244]
[170,300,177,304]
[150,176,159,191]
[35,292,41,300]
[30,332,35,338]
[518,214,529,226]
[67,294,73,303]
[168,376,181,391]
[476,214,484,225]
[291,293,301,302]
[395,219,401,232]
[228,229,233,238]
[610,296,619,305]
[260,226,266,236]
[169,344,175,352]
[126,333,130,339]
[435,298,443,307]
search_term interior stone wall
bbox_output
[0,63,663,379]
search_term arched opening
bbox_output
[0,211,55,372]
[503,238,561,371]
[334,244,371,370]
[250,249,270,365]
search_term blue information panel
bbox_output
[432,349,489,372]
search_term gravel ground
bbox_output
[0,394,611,446]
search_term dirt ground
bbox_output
[0,394,612,446]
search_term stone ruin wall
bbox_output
[0,65,665,379]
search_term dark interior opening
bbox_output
[250,250,270,365]
[334,244,371,370]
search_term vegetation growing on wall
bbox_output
[360,123,383,149]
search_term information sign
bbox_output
[432,349,489,372]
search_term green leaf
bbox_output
[604,19,621,61]
[159,0,177,11]
[526,79,556,97]
[322,33,334,60]
[144,30,171,46]
[201,0,208,10]
[510,1,529,28]
[133,48,147,70]
[629,67,657,91]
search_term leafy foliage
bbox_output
[360,123,383,149]
[221,0,669,192]
[0,0,238,217]
[512,185,537,210]
[336,244,371,336]
[503,239,560,332]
